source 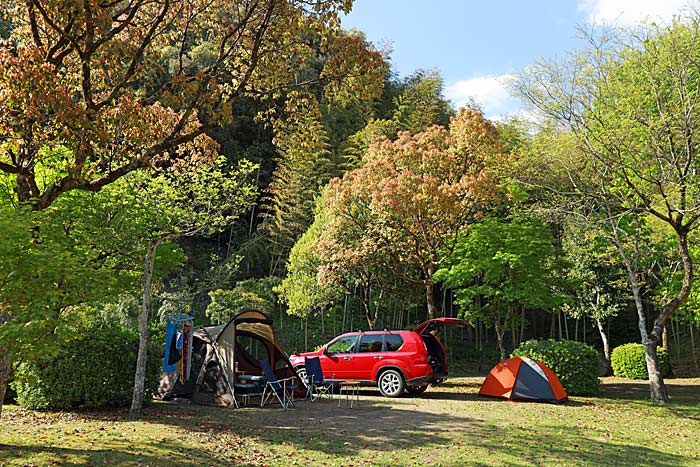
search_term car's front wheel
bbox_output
[377,369,405,397]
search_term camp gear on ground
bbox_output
[259,359,298,409]
[155,310,297,407]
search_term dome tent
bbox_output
[155,310,298,407]
[479,357,568,403]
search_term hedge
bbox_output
[610,343,670,379]
[12,323,161,409]
[512,339,601,396]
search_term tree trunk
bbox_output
[690,323,698,371]
[361,286,377,330]
[129,238,161,420]
[0,352,11,419]
[629,276,669,402]
[644,340,668,402]
[596,319,612,376]
[662,325,668,351]
[613,216,673,403]
[425,281,438,319]
[549,313,556,338]
[557,312,563,340]
[494,320,506,361]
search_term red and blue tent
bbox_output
[479,357,568,403]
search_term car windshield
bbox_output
[326,335,357,354]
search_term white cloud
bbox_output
[445,74,521,120]
[577,0,690,26]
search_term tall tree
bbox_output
[113,160,257,418]
[517,18,700,401]
[392,69,454,134]
[562,219,627,373]
[0,0,365,210]
[276,202,343,319]
[435,215,570,359]
[260,94,333,273]
[259,31,386,272]
[324,109,505,318]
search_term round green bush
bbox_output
[610,343,669,379]
[511,339,601,396]
[12,323,162,409]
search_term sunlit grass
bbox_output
[1,377,698,466]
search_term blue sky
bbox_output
[342,0,691,119]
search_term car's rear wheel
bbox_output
[406,385,429,395]
[377,369,405,397]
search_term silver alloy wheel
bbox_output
[378,369,405,397]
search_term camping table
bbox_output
[235,374,264,407]
[338,381,360,408]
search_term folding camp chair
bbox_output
[304,356,334,402]
[259,359,297,409]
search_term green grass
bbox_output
[1,377,699,466]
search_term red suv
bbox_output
[289,318,465,397]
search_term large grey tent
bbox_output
[156,310,298,407]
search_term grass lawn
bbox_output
[1,377,698,467]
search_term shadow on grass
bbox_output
[600,380,700,405]
[140,398,694,467]
[141,399,493,457]
[4,375,698,467]
[462,430,692,467]
[0,441,259,467]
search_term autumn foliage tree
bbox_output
[0,0,380,418]
[323,109,506,319]
[0,0,374,210]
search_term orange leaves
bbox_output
[1,0,359,208]
[322,108,507,286]
[321,32,386,104]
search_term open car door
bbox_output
[413,317,466,335]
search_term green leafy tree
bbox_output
[261,95,334,273]
[517,18,700,401]
[0,202,134,417]
[435,215,570,359]
[562,220,627,373]
[392,69,454,134]
[276,203,343,319]
[126,161,256,418]
[207,277,282,324]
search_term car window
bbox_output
[358,335,384,353]
[326,335,357,354]
[384,334,404,351]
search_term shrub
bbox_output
[512,339,601,396]
[610,343,670,379]
[12,323,162,409]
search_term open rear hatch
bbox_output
[413,317,466,335]
[413,318,466,379]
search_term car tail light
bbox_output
[418,341,429,364]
